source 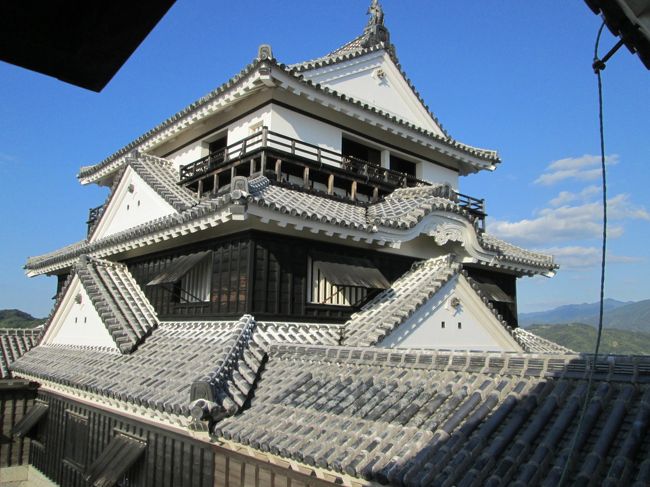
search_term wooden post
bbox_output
[317,148,321,164]
[261,126,268,147]
[327,174,334,195]
[291,140,296,155]
[250,158,255,176]
[197,179,204,199]
[231,166,236,180]
[372,186,379,201]
[275,159,282,181]
[350,180,357,201]
[303,167,310,189]
[213,173,219,193]
[260,151,267,173]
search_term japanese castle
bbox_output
[3,2,650,486]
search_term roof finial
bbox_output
[362,0,390,48]
[367,0,384,27]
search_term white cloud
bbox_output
[490,193,649,245]
[534,154,619,186]
[539,246,644,269]
[549,185,600,207]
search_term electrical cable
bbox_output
[557,20,609,486]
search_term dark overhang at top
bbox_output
[0,1,175,92]
[585,0,650,69]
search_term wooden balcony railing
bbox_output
[178,126,486,228]
[86,204,104,236]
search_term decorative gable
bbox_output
[90,165,177,242]
[41,275,120,351]
[40,256,158,353]
[378,274,522,352]
[301,50,445,137]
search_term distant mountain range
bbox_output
[528,323,650,355]
[0,309,45,329]
[519,299,650,333]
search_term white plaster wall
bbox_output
[379,276,520,352]
[91,167,176,241]
[303,52,444,137]
[270,105,341,158]
[167,143,206,172]
[227,106,272,144]
[45,278,119,351]
[417,162,458,189]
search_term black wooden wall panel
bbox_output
[30,393,215,487]
[0,388,36,467]
[126,230,416,323]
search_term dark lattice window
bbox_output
[63,411,88,469]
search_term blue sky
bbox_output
[1,0,648,317]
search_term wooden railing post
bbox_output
[303,167,310,189]
[350,180,357,201]
[327,174,334,195]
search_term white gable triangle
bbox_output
[301,50,445,137]
[379,274,522,352]
[41,276,120,351]
[90,166,177,242]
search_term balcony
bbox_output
[86,204,104,236]
[179,127,486,228]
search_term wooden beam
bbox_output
[275,159,282,182]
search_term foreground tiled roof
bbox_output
[511,328,576,354]
[0,328,41,379]
[26,177,556,278]
[344,255,461,347]
[215,344,650,486]
[11,318,340,419]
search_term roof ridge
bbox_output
[266,342,650,382]
[77,58,266,184]
[189,315,267,424]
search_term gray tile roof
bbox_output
[343,255,462,347]
[256,322,342,347]
[25,177,556,277]
[0,328,41,379]
[74,256,158,353]
[12,318,260,417]
[77,59,264,184]
[78,53,499,187]
[214,343,650,486]
[10,317,341,418]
